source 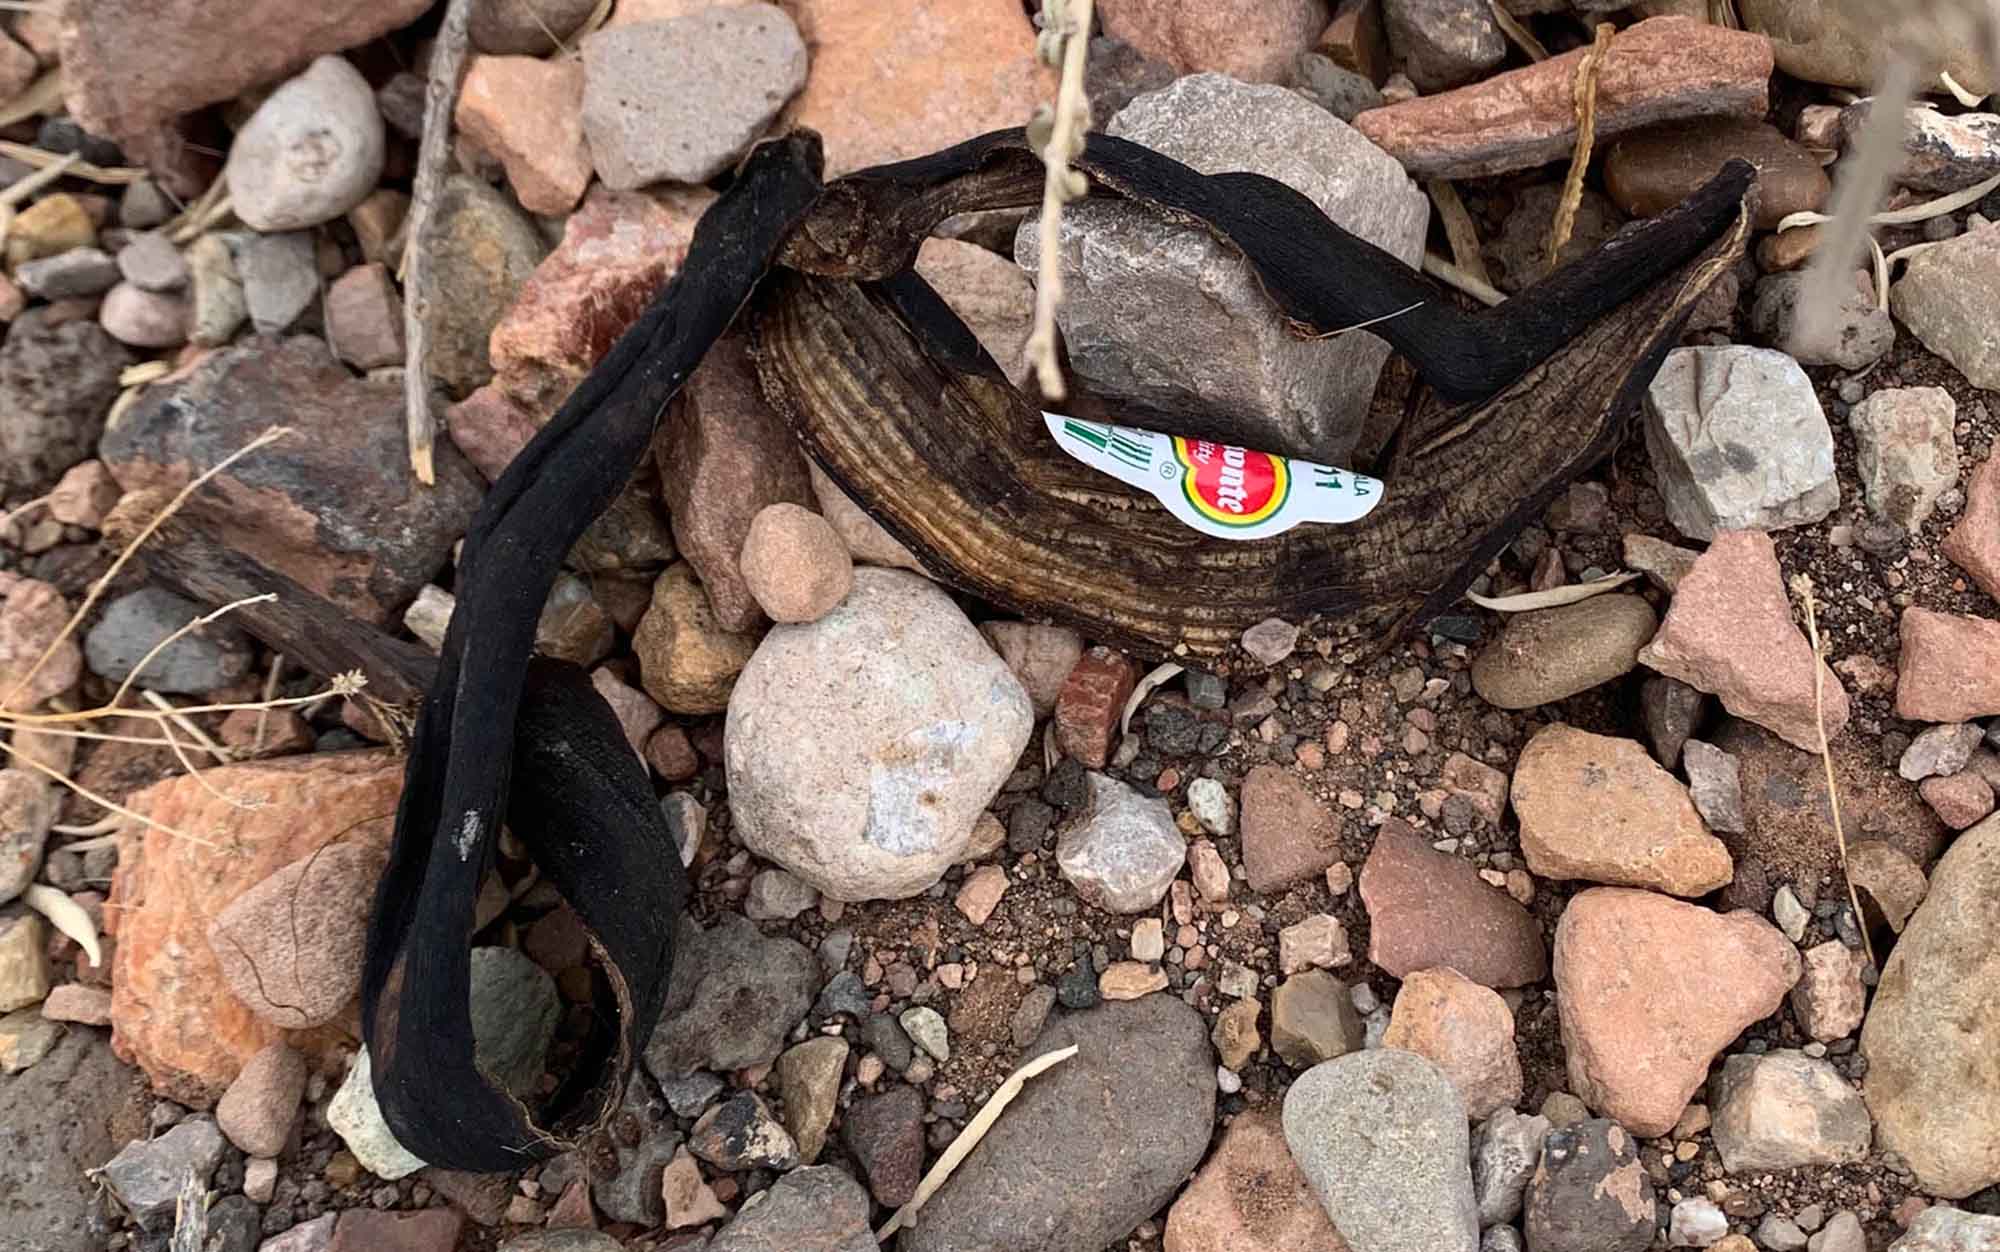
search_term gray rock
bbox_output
[0,1005,62,1073]
[1473,1108,1552,1227]
[98,1117,226,1228]
[902,996,1216,1252]
[862,1013,914,1073]
[84,586,253,694]
[1900,722,1984,782]
[224,55,385,231]
[591,1076,678,1226]
[1670,1197,1728,1247]
[689,1091,798,1171]
[1894,224,2000,392]
[1841,102,2000,193]
[1682,740,1745,835]
[1484,1228,1525,1252]
[1774,884,1811,943]
[1643,345,1840,542]
[235,231,318,335]
[120,180,174,229]
[15,247,121,300]
[1522,1119,1654,1252]
[426,174,547,394]
[0,770,55,906]
[1470,595,1657,710]
[0,915,49,1012]
[468,947,560,1099]
[471,0,598,55]
[1709,1049,1871,1175]
[842,1083,923,1205]
[1241,617,1300,665]
[1282,1049,1477,1252]
[186,233,247,347]
[775,1037,846,1163]
[500,1232,625,1252]
[815,970,871,1022]
[1486,183,1625,294]
[1016,73,1428,467]
[1759,1214,1811,1252]
[1751,269,1895,371]
[1292,52,1385,122]
[744,868,817,921]
[200,1195,260,1252]
[644,911,818,1077]
[1849,386,1960,532]
[1889,1208,2000,1251]
[1861,811,2000,1198]
[709,1165,877,1252]
[1055,773,1187,913]
[900,1006,949,1062]
[117,233,188,292]
[0,309,136,495]
[1642,674,1706,768]
[659,1070,725,1119]
[726,569,1034,901]
[1271,970,1365,1067]
[1737,0,1992,93]
[327,1047,425,1180]
[581,5,807,189]
[0,1030,147,1252]
[1384,0,1506,91]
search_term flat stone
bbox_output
[15,247,121,300]
[1522,1119,1655,1252]
[1903,723,1986,782]
[324,262,404,370]
[902,996,1215,1252]
[1923,772,1996,829]
[328,1046,426,1180]
[1473,1108,1552,1228]
[99,283,188,348]
[1270,969,1364,1067]
[1708,1049,1872,1173]
[1018,73,1426,467]
[726,569,1032,900]
[214,1042,305,1158]
[1643,346,1839,541]
[689,1091,798,1171]
[1738,0,1993,93]
[456,54,590,215]
[46,460,123,529]
[1605,118,1827,230]
[805,461,924,573]
[914,236,1037,388]
[1278,914,1350,974]
[1512,724,1733,896]
[1240,765,1343,892]
[422,174,546,401]
[206,833,385,1032]
[774,1036,846,1163]
[841,1083,922,1205]
[467,947,559,1099]
[980,622,1084,717]
[1861,811,2000,1198]
[1682,739,1746,834]
[643,911,817,1076]
[99,1117,226,1227]
[0,914,47,1013]
[1889,1209,2000,1252]
[1352,16,1772,179]
[327,1209,464,1252]
[1056,773,1186,914]
[1282,1049,1478,1252]
[1850,386,1959,532]
[6,195,95,270]
[1164,1107,1346,1252]
[0,310,134,497]
[1639,529,1850,751]
[1382,967,1523,1120]
[84,585,252,694]
[1892,222,2000,391]
[236,230,318,334]
[1624,533,1702,593]
[224,56,384,231]
[1359,818,1547,988]
[1384,0,1504,92]
[1944,453,2000,602]
[1896,608,2000,723]
[1099,0,1330,83]
[707,1165,876,1252]
[185,233,247,348]
[1751,268,1895,371]
[1470,595,1657,709]
[1554,887,1801,1137]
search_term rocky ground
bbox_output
[2,2,2000,1252]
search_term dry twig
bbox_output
[1546,23,1614,275]
[1789,573,1876,971]
[1426,179,1494,289]
[1488,0,1549,60]
[1023,0,1096,401]
[402,0,476,485]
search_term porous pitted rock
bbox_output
[901,996,1216,1252]
[727,569,1032,901]
[1510,724,1733,896]
[0,309,136,496]
[1554,887,1802,1137]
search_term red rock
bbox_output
[1358,819,1546,988]
[1054,646,1139,769]
[1921,771,1995,830]
[327,1208,464,1252]
[487,183,715,422]
[46,460,122,528]
[1164,1108,1349,1252]
[0,578,82,710]
[110,752,402,1104]
[217,707,315,757]
[324,263,404,370]
[784,0,1050,175]
[444,386,540,482]
[455,54,590,216]
[646,724,701,782]
[1381,967,1523,1120]
[1638,530,1849,752]
[1511,724,1734,896]
[1440,751,1508,825]
[1099,0,1329,84]
[60,0,431,152]
[1554,887,1801,1137]
[1352,17,1773,179]
[652,335,814,632]
[1896,607,2000,722]
[1944,453,2000,602]
[1239,765,1343,893]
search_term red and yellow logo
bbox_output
[1172,438,1289,527]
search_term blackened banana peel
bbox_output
[350,128,1752,1171]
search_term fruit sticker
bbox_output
[1043,412,1383,541]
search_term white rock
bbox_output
[1708,1049,1872,1174]
[1670,1197,1729,1247]
[744,867,818,920]
[327,1046,426,1180]
[1186,777,1235,838]
[1773,883,1810,943]
[1889,1208,2000,1251]
[1643,346,1840,542]
[725,569,1033,901]
[1056,773,1187,913]
[225,56,385,231]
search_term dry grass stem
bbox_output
[1422,252,1507,306]
[1488,0,1549,60]
[1789,573,1876,971]
[1024,0,1095,401]
[1426,179,1494,287]
[402,0,476,485]
[0,149,77,210]
[1467,571,1641,612]
[0,139,142,185]
[1546,23,1614,275]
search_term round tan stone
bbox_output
[1470,595,1657,710]
[740,503,853,625]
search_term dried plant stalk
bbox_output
[1546,23,1614,275]
[1426,179,1494,288]
[1790,573,1876,971]
[402,0,475,484]
[1024,0,1096,401]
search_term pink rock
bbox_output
[46,459,122,528]
[60,0,430,151]
[0,30,35,100]
[1896,607,2000,722]
[1359,819,1546,988]
[1790,940,1866,1043]
[1440,751,1508,825]
[1554,887,1802,1137]
[653,335,815,632]
[1921,771,1996,829]
[1510,724,1734,896]
[40,982,112,1024]
[913,238,1036,387]
[1638,529,1849,751]
[326,1208,464,1252]
[324,262,404,370]
[806,461,924,572]
[785,0,1050,175]
[260,1213,334,1252]
[455,54,590,216]
[646,724,700,782]
[488,183,715,421]
[1099,0,1329,84]
[980,622,1085,717]
[1943,452,2000,602]
[98,281,188,347]
[607,0,752,23]
[1239,765,1343,893]
[1164,1108,1349,1252]
[215,1041,306,1157]
[740,503,853,624]
[955,864,1009,926]
[1381,967,1523,1120]
[1353,17,1773,179]
[1054,646,1138,769]
[445,386,540,482]
[0,578,82,710]
[589,667,665,753]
